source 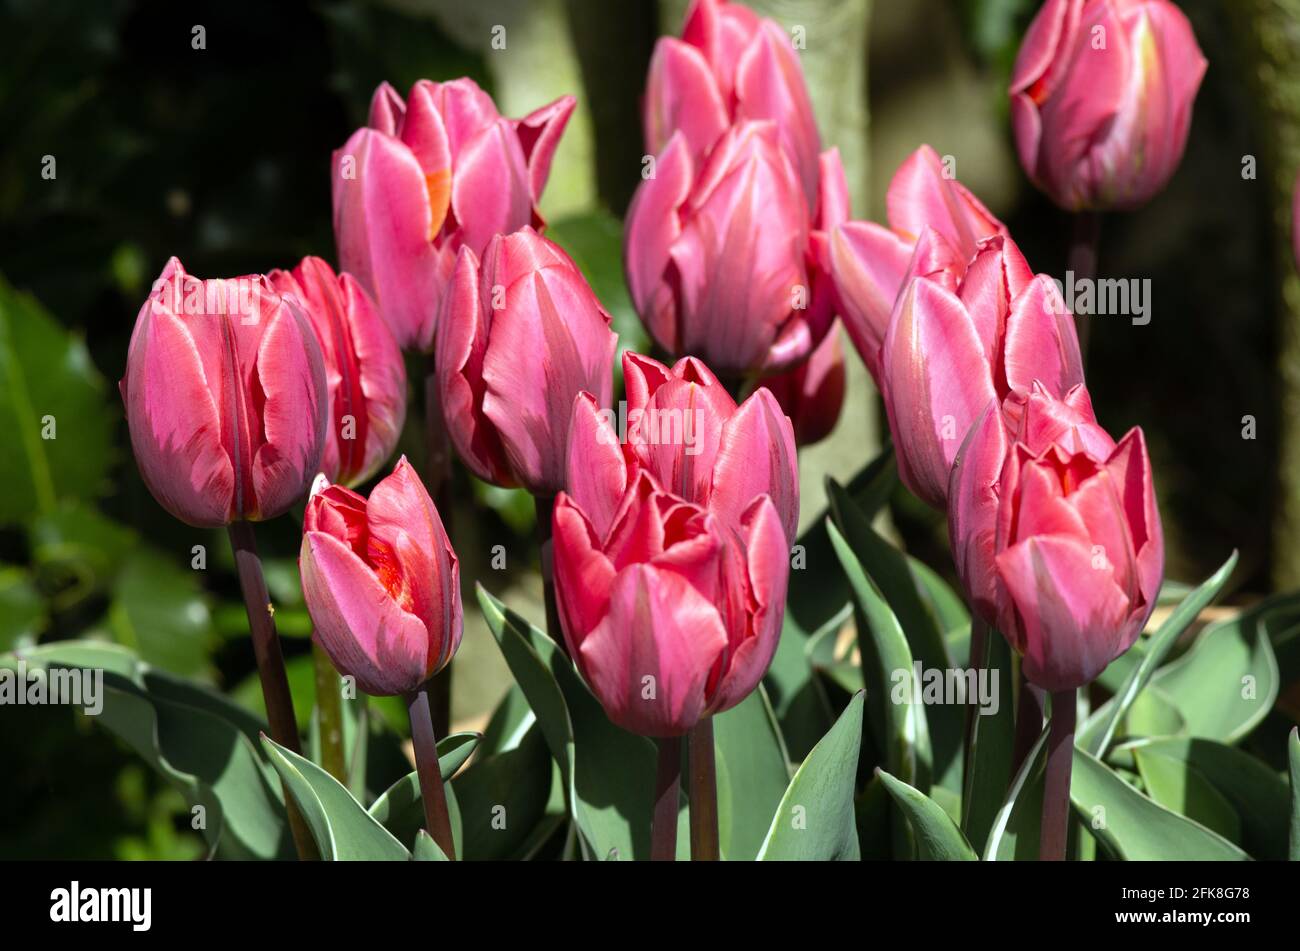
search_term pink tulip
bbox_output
[645,0,822,206]
[1010,0,1207,211]
[300,457,462,697]
[951,402,1163,691]
[333,78,575,352]
[625,122,847,375]
[552,470,789,736]
[566,350,799,544]
[830,145,1008,378]
[266,256,406,488]
[758,320,846,446]
[879,232,1084,509]
[121,257,328,528]
[436,227,618,495]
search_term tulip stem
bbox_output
[424,353,455,740]
[227,520,316,861]
[535,494,566,652]
[407,680,457,860]
[1039,689,1077,862]
[1068,210,1102,360]
[651,736,682,861]
[311,641,348,784]
[688,718,720,861]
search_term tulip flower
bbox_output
[625,122,847,375]
[758,319,846,446]
[567,351,799,544]
[830,145,1008,378]
[300,457,462,697]
[879,231,1084,509]
[121,257,328,528]
[551,470,789,737]
[267,256,406,488]
[333,78,576,351]
[644,0,821,206]
[1010,0,1207,211]
[436,227,618,496]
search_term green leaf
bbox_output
[29,501,136,606]
[108,549,215,679]
[478,585,657,860]
[1069,746,1249,861]
[757,691,864,860]
[909,557,971,639]
[365,732,480,852]
[0,277,115,524]
[411,830,449,861]
[876,769,978,860]
[1131,747,1241,844]
[984,729,1047,861]
[1080,551,1238,757]
[3,641,289,859]
[261,734,409,861]
[1289,728,1300,861]
[0,565,46,650]
[713,685,792,860]
[828,520,932,790]
[452,723,564,860]
[960,625,1015,855]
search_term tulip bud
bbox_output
[300,457,462,697]
[830,145,1007,377]
[121,257,328,527]
[1010,0,1207,211]
[645,0,822,206]
[566,351,799,544]
[552,471,789,737]
[333,78,575,351]
[625,122,847,375]
[970,421,1164,692]
[267,257,406,488]
[436,228,618,496]
[757,319,846,446]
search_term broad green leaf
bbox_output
[1069,746,1249,861]
[1131,747,1241,844]
[411,830,449,861]
[909,557,970,639]
[757,691,864,860]
[877,769,978,860]
[828,520,932,791]
[261,734,409,861]
[713,685,791,860]
[452,724,563,860]
[984,730,1047,861]
[3,641,289,859]
[0,278,115,524]
[1080,551,1238,756]
[28,501,136,607]
[0,565,45,650]
[365,733,479,853]
[960,624,1015,855]
[765,614,836,761]
[1121,736,1288,860]
[478,585,657,860]
[108,549,215,679]
[1289,728,1300,861]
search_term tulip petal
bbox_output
[566,391,629,542]
[947,399,1006,623]
[552,494,617,657]
[644,38,729,161]
[514,94,577,208]
[829,221,913,376]
[450,119,534,258]
[1003,275,1085,399]
[710,387,799,541]
[1104,427,1164,612]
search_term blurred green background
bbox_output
[0,0,1293,857]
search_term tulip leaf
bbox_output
[1290,728,1300,861]
[411,830,449,861]
[876,769,978,860]
[1131,747,1241,844]
[960,625,1015,856]
[757,691,864,860]
[261,734,410,860]
[365,732,479,847]
[828,520,932,791]
[1069,746,1249,861]
[1080,550,1238,757]
[0,278,115,526]
[909,556,970,640]
[108,548,216,680]
[452,723,565,860]
[984,729,1047,861]
[0,565,45,650]
[3,640,291,859]
[765,613,837,761]
[713,685,792,860]
[478,585,657,860]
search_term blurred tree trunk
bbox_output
[1231,1,1300,590]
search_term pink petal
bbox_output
[566,391,630,543]
[552,494,617,657]
[829,221,913,377]
[513,94,577,209]
[643,38,729,161]
[709,387,799,541]
[449,119,534,258]
[1002,275,1085,399]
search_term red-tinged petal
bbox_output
[959,235,1033,370]
[815,148,851,232]
[995,533,1134,691]
[122,298,234,527]
[1014,381,1114,458]
[709,495,789,714]
[514,94,577,207]
[622,351,678,415]
[368,81,406,136]
[1012,456,1091,542]
[760,320,846,446]
[430,77,502,155]
[644,38,729,161]
[340,273,407,485]
[887,145,997,259]
[948,399,1007,623]
[624,133,695,355]
[1003,275,1085,399]
[399,81,453,179]
[1009,0,1080,100]
[566,391,629,543]
[829,220,913,377]
[710,387,799,542]
[881,278,997,509]
[450,118,534,257]
[1104,426,1164,612]
[578,563,728,737]
[552,493,617,657]
[301,530,433,696]
[1010,92,1044,186]
[436,248,515,487]
[332,128,441,351]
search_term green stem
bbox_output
[311,641,347,784]
[406,680,457,860]
[1039,689,1077,862]
[651,736,682,861]
[688,718,720,861]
